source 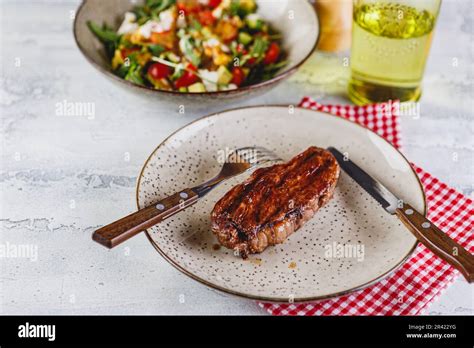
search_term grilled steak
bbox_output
[211,146,340,258]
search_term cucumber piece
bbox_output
[246,15,264,31]
[217,66,233,85]
[188,82,206,93]
[238,32,253,45]
[240,0,257,12]
[166,52,181,63]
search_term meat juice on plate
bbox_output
[348,1,441,105]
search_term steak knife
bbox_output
[328,147,474,283]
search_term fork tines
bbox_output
[234,146,281,165]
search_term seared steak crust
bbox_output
[211,147,340,258]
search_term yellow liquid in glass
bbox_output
[348,3,436,105]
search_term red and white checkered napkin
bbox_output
[259,97,474,316]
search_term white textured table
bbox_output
[1,0,472,315]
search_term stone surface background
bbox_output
[1,0,472,314]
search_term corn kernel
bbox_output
[214,53,231,66]
[112,49,124,70]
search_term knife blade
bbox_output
[327,147,400,214]
[327,146,474,283]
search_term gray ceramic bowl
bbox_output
[73,0,320,106]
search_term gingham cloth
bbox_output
[259,97,474,316]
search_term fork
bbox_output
[92,146,282,248]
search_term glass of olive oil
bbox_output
[348,0,441,105]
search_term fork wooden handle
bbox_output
[395,203,474,283]
[92,188,199,249]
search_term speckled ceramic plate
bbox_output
[136,106,425,302]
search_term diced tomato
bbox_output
[209,0,222,8]
[184,63,198,73]
[120,47,140,59]
[175,64,199,88]
[177,0,201,15]
[231,67,245,86]
[198,10,216,26]
[237,47,256,66]
[177,2,187,14]
[264,42,281,65]
[247,57,257,66]
[175,72,198,88]
[236,44,247,54]
[148,63,171,80]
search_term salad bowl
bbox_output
[73,0,320,107]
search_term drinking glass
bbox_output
[348,0,442,105]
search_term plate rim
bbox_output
[136,105,425,303]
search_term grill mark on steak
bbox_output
[253,155,332,227]
[211,147,340,258]
[255,151,320,218]
[229,221,248,242]
[220,168,269,217]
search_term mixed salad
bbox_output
[88,0,287,93]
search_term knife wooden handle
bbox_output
[92,189,199,249]
[395,203,474,283]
